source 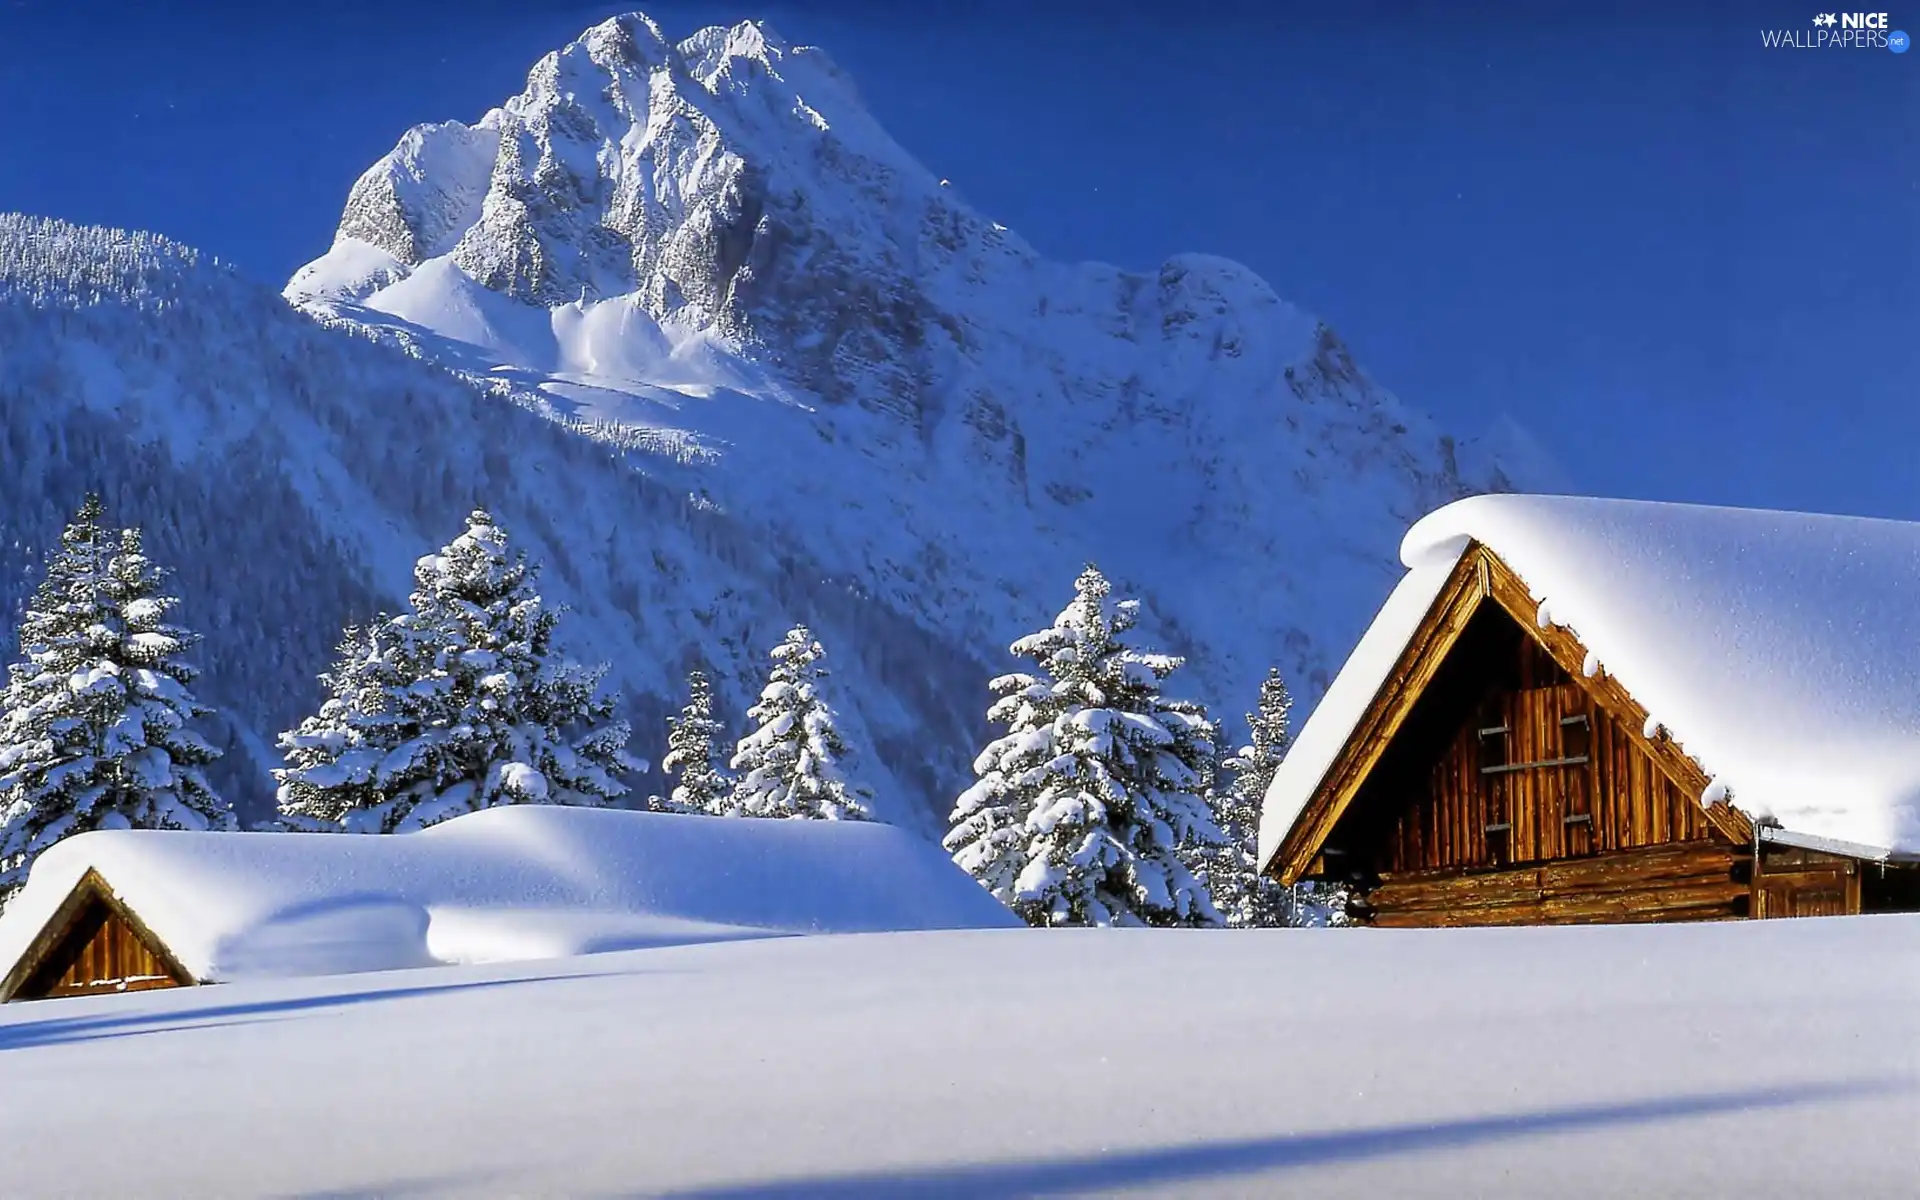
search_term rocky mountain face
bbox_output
[1,13,1524,832]
[287,12,1522,732]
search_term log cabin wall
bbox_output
[1366,842,1746,927]
[1282,545,1902,927]
[1752,845,1862,918]
[1330,604,1748,926]
[1382,634,1717,875]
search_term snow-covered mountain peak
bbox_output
[676,18,786,80]
[293,9,936,320]
[275,11,1534,825]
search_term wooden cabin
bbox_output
[1260,496,1920,927]
[0,870,193,1001]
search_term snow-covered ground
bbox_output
[0,808,1017,986]
[1,917,1913,1197]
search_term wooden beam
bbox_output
[1367,843,1748,927]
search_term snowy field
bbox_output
[0,917,1914,1197]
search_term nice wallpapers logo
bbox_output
[1762,12,1910,50]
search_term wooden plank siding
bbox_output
[1368,842,1748,927]
[1267,549,1492,887]
[23,899,185,999]
[1382,660,1716,876]
[0,869,194,1002]
[1354,612,1748,926]
[1269,543,1751,891]
[1261,542,1885,927]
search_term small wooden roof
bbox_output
[0,869,195,1002]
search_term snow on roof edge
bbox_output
[1261,492,1920,870]
[0,806,1021,989]
[1256,542,1468,872]
[1760,826,1920,864]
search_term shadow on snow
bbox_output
[0,970,608,1052]
[659,1076,1911,1198]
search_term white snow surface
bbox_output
[1262,493,1920,870]
[0,806,1016,983]
[0,917,1914,1196]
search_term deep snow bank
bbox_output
[0,806,1018,982]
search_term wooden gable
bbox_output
[1268,542,1752,890]
[0,869,194,1002]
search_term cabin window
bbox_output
[1558,701,1595,856]
[1471,686,1600,867]
[1477,699,1511,864]
[1559,712,1590,759]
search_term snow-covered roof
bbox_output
[1260,494,1920,869]
[0,806,1018,985]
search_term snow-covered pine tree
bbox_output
[945,564,1225,928]
[1295,881,1355,927]
[1206,666,1298,927]
[274,509,641,833]
[274,622,415,828]
[727,626,873,821]
[662,668,729,815]
[0,498,234,901]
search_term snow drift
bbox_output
[0,917,1915,1196]
[1261,493,1920,867]
[0,806,1019,984]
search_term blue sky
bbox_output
[1,1,1913,518]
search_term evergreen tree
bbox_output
[274,622,415,827]
[275,509,641,833]
[0,497,234,901]
[945,565,1224,927]
[1294,882,1355,927]
[662,668,729,815]
[1205,666,1297,927]
[727,626,873,821]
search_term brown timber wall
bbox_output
[1380,633,1716,876]
[1753,845,1862,918]
[1287,545,1891,925]
[15,897,188,1001]
[1369,841,1747,927]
